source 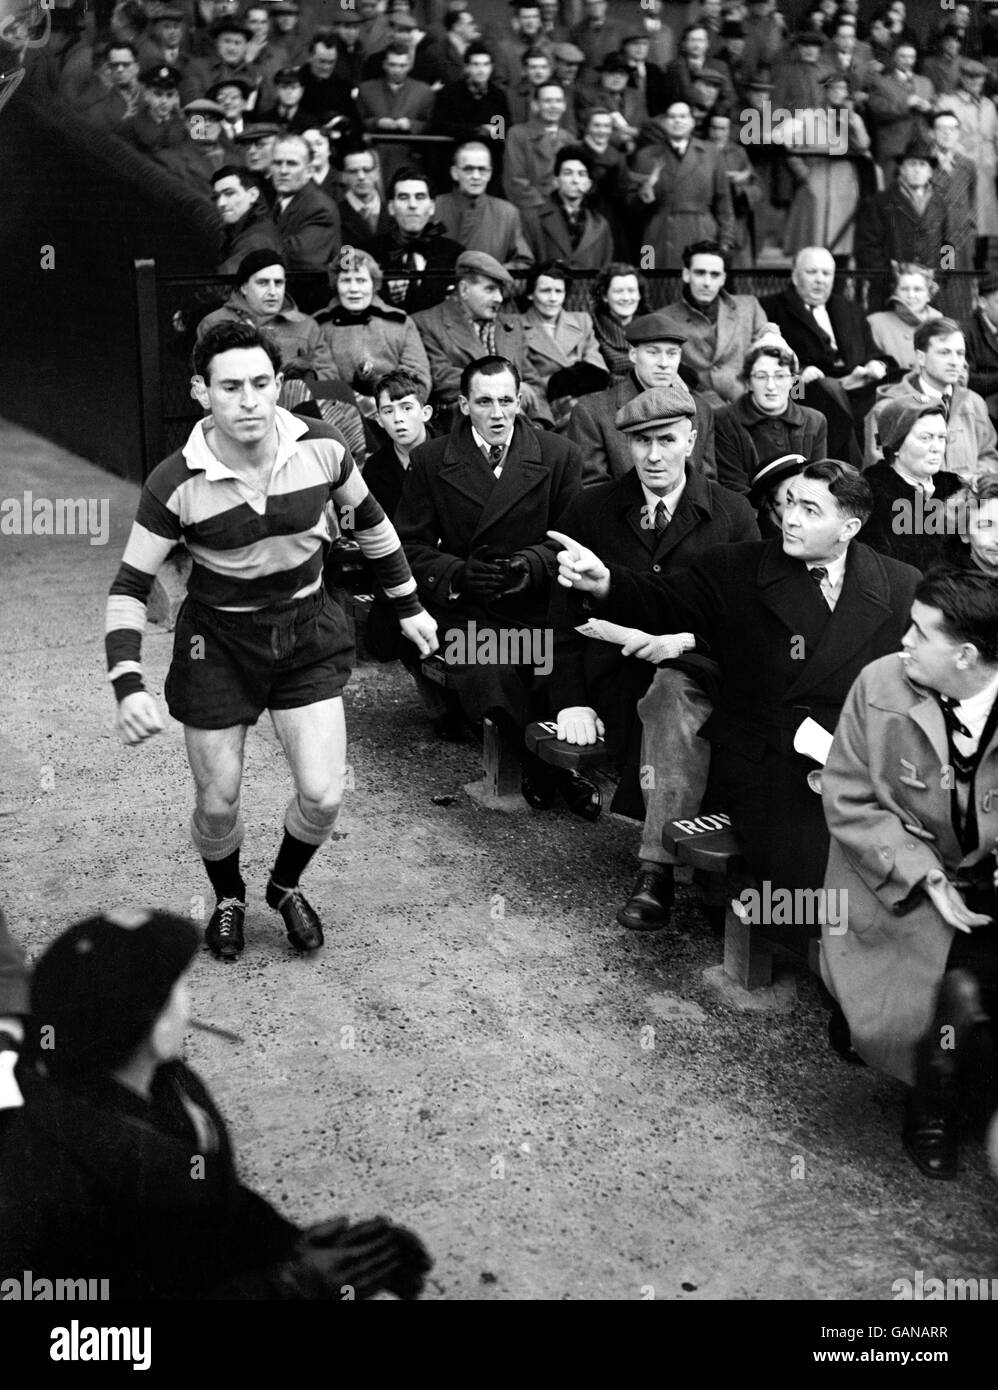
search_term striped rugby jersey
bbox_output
[105,408,421,702]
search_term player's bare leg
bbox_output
[184,724,248,960]
[266,697,348,952]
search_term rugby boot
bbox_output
[266,880,325,952]
[205,897,246,961]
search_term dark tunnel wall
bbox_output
[0,92,221,481]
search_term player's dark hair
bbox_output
[193,321,283,383]
[914,569,998,664]
[460,355,522,398]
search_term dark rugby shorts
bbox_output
[164,588,355,729]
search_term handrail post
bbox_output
[134,258,164,479]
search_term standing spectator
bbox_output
[138,8,196,91]
[590,262,649,378]
[938,60,998,268]
[336,145,392,246]
[865,40,935,182]
[119,64,188,156]
[550,42,586,119]
[662,239,767,407]
[187,17,261,106]
[260,65,311,132]
[356,43,435,187]
[431,44,511,154]
[212,165,282,274]
[963,272,998,419]
[520,144,614,272]
[770,28,826,111]
[357,0,392,60]
[242,2,290,99]
[270,1,309,68]
[328,3,367,89]
[503,80,573,210]
[714,333,828,496]
[361,12,443,86]
[663,21,736,112]
[506,47,566,130]
[412,251,551,423]
[628,100,735,270]
[197,250,335,378]
[867,263,944,374]
[363,167,464,315]
[741,0,788,81]
[580,107,630,255]
[434,141,533,269]
[855,137,959,315]
[270,133,342,271]
[299,30,356,125]
[82,40,143,134]
[492,2,553,92]
[431,9,483,87]
[929,107,978,320]
[208,76,252,141]
[859,398,961,571]
[302,128,340,201]
[866,318,998,483]
[569,0,626,71]
[575,53,646,153]
[519,260,609,429]
[713,20,749,106]
[707,110,761,269]
[923,23,965,97]
[315,248,431,415]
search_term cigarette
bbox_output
[190,1018,243,1043]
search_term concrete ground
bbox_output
[1,418,995,1302]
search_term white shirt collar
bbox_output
[954,668,998,740]
[807,548,847,592]
[471,424,512,460]
[182,405,306,482]
[640,473,686,523]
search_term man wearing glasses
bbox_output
[661,240,768,408]
[81,41,143,134]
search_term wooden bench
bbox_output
[422,654,525,809]
[661,814,777,992]
[524,720,611,774]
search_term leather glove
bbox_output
[499,553,532,598]
[289,1216,408,1300]
[380,1222,434,1300]
[454,544,508,600]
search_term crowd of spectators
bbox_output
[9,0,998,1195]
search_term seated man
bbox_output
[270,133,342,271]
[362,167,465,316]
[565,311,722,488]
[547,384,758,929]
[822,570,998,1180]
[662,239,768,408]
[549,460,920,953]
[118,63,188,155]
[519,144,615,273]
[434,140,534,271]
[197,250,335,379]
[0,908,431,1297]
[502,80,574,210]
[865,317,998,483]
[394,355,590,810]
[761,245,891,463]
[413,250,551,425]
[212,165,283,274]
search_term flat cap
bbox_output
[140,63,181,88]
[388,11,419,27]
[273,65,304,84]
[615,383,697,433]
[694,67,725,86]
[552,42,585,64]
[455,249,513,288]
[212,15,252,36]
[29,909,199,1077]
[235,121,284,141]
[961,57,988,75]
[877,395,948,454]
[184,97,227,115]
[270,1,301,13]
[152,6,185,20]
[749,453,807,508]
[624,311,688,346]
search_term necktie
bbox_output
[488,443,504,465]
[654,500,669,534]
[475,319,496,355]
[809,566,830,606]
[937,694,973,769]
[941,387,953,419]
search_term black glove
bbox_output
[454,544,509,600]
[381,1222,434,1300]
[288,1216,408,1300]
[499,553,532,598]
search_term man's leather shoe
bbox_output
[902,1106,958,1180]
[266,881,324,952]
[557,770,601,822]
[205,897,246,960]
[616,866,675,931]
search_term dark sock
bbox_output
[270,831,319,891]
[203,851,245,903]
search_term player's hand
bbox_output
[924,869,992,934]
[116,692,164,746]
[546,531,611,597]
[400,610,438,657]
[556,707,605,745]
[620,630,690,663]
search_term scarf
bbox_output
[594,308,637,376]
[886,296,938,328]
[682,284,719,323]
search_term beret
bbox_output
[455,249,513,288]
[625,311,688,345]
[140,63,181,88]
[29,909,199,1077]
[748,453,807,508]
[615,384,696,433]
[877,396,948,454]
[237,247,288,280]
